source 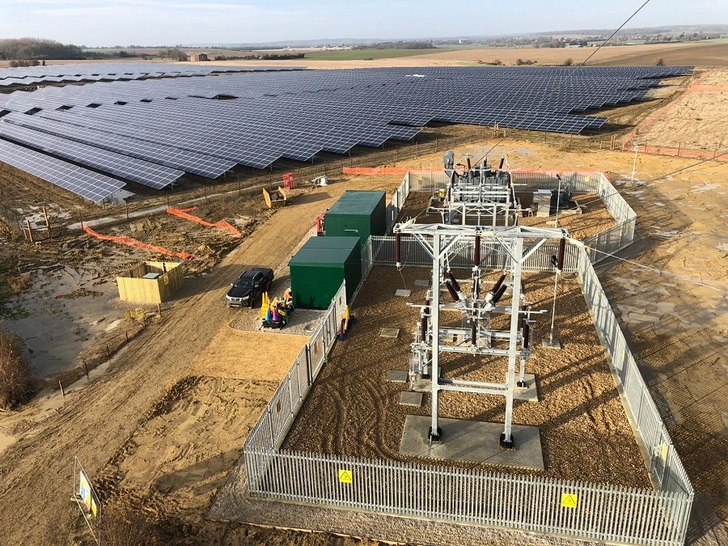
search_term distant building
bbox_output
[189,53,209,62]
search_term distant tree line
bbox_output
[84,49,149,60]
[158,48,188,61]
[354,41,436,50]
[0,38,83,62]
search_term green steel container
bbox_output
[323,190,387,247]
[289,236,362,309]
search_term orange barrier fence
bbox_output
[619,144,728,162]
[82,225,197,260]
[166,207,241,237]
[342,167,409,175]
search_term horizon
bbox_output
[2,0,728,48]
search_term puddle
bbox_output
[3,266,127,378]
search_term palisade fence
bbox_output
[244,281,347,453]
[242,171,693,545]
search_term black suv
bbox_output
[226,267,274,308]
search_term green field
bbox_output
[302,47,460,61]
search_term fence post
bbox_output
[268,406,275,448]
[305,344,313,386]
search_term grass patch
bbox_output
[303,47,461,61]
[0,330,34,409]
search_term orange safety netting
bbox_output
[82,225,197,260]
[166,207,241,237]
[342,167,409,175]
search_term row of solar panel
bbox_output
[0,120,184,189]
[0,62,298,81]
[0,138,125,202]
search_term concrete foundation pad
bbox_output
[380,328,400,338]
[514,374,538,402]
[395,289,411,297]
[411,378,431,392]
[386,370,408,383]
[399,391,423,407]
[399,415,544,470]
[542,338,562,349]
[414,279,430,287]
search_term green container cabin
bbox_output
[289,236,362,309]
[323,190,387,247]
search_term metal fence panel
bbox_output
[246,447,691,545]
[577,251,692,501]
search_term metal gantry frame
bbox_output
[431,155,519,227]
[394,222,568,448]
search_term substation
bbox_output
[242,155,694,546]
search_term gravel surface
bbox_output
[283,266,651,489]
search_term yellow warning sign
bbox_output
[661,443,669,461]
[561,493,578,508]
[338,469,353,484]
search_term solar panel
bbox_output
[0,138,125,203]
[0,120,184,189]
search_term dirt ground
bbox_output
[0,56,726,546]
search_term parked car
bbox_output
[226,267,274,308]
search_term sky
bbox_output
[1,0,727,47]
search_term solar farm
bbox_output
[0,64,690,202]
[1,51,727,546]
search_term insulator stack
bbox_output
[492,283,507,304]
[471,320,477,345]
[492,274,506,295]
[448,272,461,292]
[472,277,480,299]
[499,156,505,170]
[557,238,566,271]
[421,317,428,343]
[466,157,472,170]
[445,281,459,302]
[395,232,401,266]
[522,319,530,349]
[474,235,481,266]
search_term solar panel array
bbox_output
[0,120,184,189]
[0,62,298,88]
[0,138,125,203]
[0,64,691,202]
